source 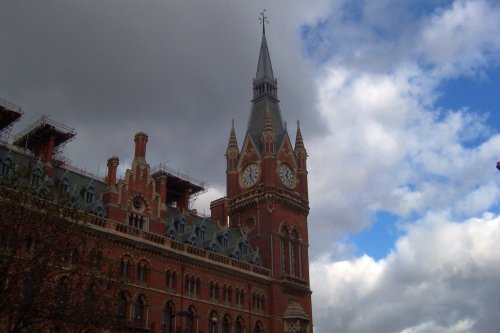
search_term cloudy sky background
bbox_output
[1,1,500,332]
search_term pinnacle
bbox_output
[295,120,305,149]
[228,119,238,149]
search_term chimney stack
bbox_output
[134,132,148,160]
[106,156,119,186]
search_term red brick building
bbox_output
[0,27,312,333]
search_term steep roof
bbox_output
[247,29,286,154]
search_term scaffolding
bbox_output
[151,162,207,208]
[0,98,23,143]
[12,115,76,164]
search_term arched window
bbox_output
[162,301,174,333]
[0,157,14,177]
[235,317,245,333]
[254,321,264,333]
[137,261,149,285]
[166,270,176,290]
[117,291,129,323]
[223,285,232,304]
[291,229,302,278]
[30,166,43,188]
[186,305,196,333]
[221,314,231,333]
[280,225,289,275]
[196,224,207,240]
[81,184,96,204]
[236,288,245,307]
[120,257,132,280]
[208,310,218,333]
[53,276,69,315]
[134,295,146,327]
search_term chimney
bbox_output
[106,156,119,186]
[134,132,148,160]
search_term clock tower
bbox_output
[211,21,312,333]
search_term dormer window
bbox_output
[81,184,96,204]
[30,167,43,188]
[60,175,71,194]
[0,157,13,177]
[219,231,229,249]
[175,218,186,234]
[196,224,207,240]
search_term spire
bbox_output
[228,119,238,149]
[226,120,239,171]
[295,120,305,149]
[294,120,307,171]
[256,10,273,80]
[247,13,285,155]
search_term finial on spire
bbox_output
[259,10,268,35]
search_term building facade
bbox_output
[0,27,312,333]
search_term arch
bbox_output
[166,269,177,290]
[137,259,149,285]
[133,294,147,328]
[221,313,231,333]
[30,164,44,188]
[254,320,264,333]
[186,305,197,333]
[120,255,133,280]
[208,310,219,333]
[0,156,14,177]
[117,290,131,323]
[161,300,175,333]
[80,182,96,204]
[235,316,245,333]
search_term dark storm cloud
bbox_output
[0,0,322,189]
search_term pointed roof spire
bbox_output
[228,119,238,149]
[256,10,274,80]
[295,120,305,149]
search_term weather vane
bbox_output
[259,10,268,34]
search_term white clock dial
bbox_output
[241,163,260,188]
[279,164,295,188]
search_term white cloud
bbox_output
[307,0,500,249]
[311,213,500,333]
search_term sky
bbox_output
[1,1,500,332]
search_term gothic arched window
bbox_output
[134,294,146,327]
[208,310,218,333]
[235,317,245,333]
[162,301,174,333]
[117,291,129,323]
[221,314,231,333]
[254,321,264,333]
[137,261,149,285]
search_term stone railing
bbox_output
[87,216,270,278]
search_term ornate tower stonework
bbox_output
[211,23,313,333]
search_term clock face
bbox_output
[279,164,295,188]
[241,163,260,188]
